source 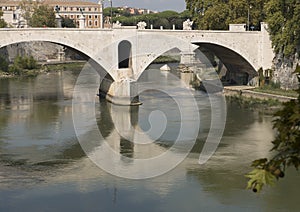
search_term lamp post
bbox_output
[247,5,252,31]
[100,0,113,28]
[108,0,112,28]
[99,0,104,28]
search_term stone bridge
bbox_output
[0,23,274,105]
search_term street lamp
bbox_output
[99,0,104,28]
[108,0,113,28]
[247,5,252,31]
[100,0,113,28]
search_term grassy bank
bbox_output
[41,61,85,72]
[226,95,282,114]
[0,61,86,78]
[253,86,298,98]
[152,55,180,64]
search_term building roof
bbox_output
[0,0,101,7]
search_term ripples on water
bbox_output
[0,67,300,212]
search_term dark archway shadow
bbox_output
[118,40,132,69]
[194,43,258,86]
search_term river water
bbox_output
[0,64,299,212]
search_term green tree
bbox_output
[61,17,76,28]
[113,9,191,30]
[0,10,7,28]
[9,55,38,75]
[246,65,300,192]
[0,56,9,72]
[19,0,38,25]
[30,5,56,27]
[186,0,266,30]
[265,0,300,57]
[20,0,55,27]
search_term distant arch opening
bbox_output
[118,40,132,69]
[193,43,258,86]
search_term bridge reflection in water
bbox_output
[2,64,300,212]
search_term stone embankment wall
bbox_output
[272,52,299,90]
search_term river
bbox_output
[0,64,299,212]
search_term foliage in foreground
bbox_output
[246,65,300,192]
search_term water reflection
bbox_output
[0,65,300,211]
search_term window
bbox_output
[89,15,92,19]
[88,20,92,26]
[95,15,98,19]
[95,21,98,26]
[70,15,74,19]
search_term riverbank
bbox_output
[153,55,180,64]
[0,61,86,79]
[223,85,299,114]
[224,86,297,102]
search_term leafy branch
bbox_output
[246,65,300,192]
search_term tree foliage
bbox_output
[186,0,266,30]
[113,9,192,29]
[30,5,56,27]
[0,10,7,28]
[186,0,299,57]
[9,55,38,75]
[0,56,9,72]
[19,0,55,27]
[61,17,76,28]
[265,0,300,56]
[246,65,300,192]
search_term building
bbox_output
[0,0,103,28]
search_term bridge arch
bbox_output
[193,42,258,85]
[0,31,117,81]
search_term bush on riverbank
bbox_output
[153,55,180,64]
[8,55,38,76]
[0,54,85,78]
[0,56,9,72]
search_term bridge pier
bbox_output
[178,50,198,73]
[99,78,141,106]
